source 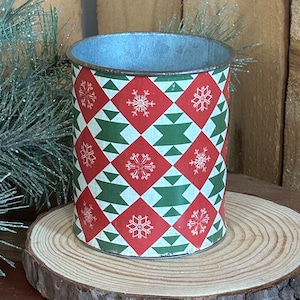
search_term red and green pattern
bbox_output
[72,64,230,257]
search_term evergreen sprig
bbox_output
[0,0,73,210]
[0,173,28,277]
[0,0,73,276]
[0,0,72,276]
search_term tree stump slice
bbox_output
[22,192,300,300]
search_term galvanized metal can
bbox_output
[67,32,234,258]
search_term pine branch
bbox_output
[0,0,74,276]
[0,173,28,276]
[0,0,73,210]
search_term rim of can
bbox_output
[67,32,235,76]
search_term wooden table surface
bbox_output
[0,173,299,300]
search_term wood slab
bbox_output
[22,192,300,299]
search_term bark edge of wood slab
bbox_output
[22,192,300,300]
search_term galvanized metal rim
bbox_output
[67,32,235,76]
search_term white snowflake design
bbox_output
[80,142,96,168]
[189,147,211,174]
[187,208,209,235]
[81,201,97,229]
[126,89,155,117]
[191,86,212,112]
[79,80,97,109]
[127,215,153,239]
[125,153,155,180]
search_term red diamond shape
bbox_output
[112,198,170,256]
[176,73,221,128]
[75,127,109,184]
[74,67,109,123]
[173,193,217,249]
[175,132,219,189]
[76,187,110,243]
[112,137,171,195]
[112,77,172,133]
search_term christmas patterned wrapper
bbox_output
[68,33,233,258]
